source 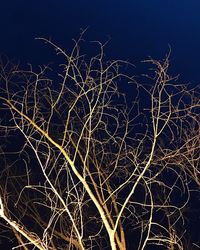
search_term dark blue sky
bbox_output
[1,1,200,84]
[1,2,200,248]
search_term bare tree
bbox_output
[0,34,200,250]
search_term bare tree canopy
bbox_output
[0,35,200,250]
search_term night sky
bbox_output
[1,1,200,85]
[1,1,200,249]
